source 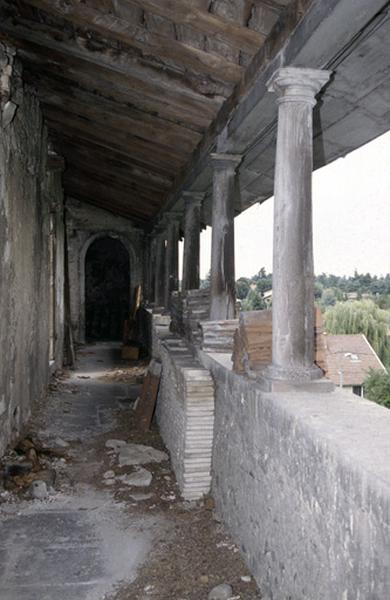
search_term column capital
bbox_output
[210,153,242,172]
[267,67,331,106]
[182,190,205,208]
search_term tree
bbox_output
[236,277,250,300]
[242,289,266,311]
[363,369,390,409]
[324,300,390,367]
[200,270,210,289]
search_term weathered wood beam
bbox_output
[21,53,212,133]
[24,72,202,153]
[49,128,176,178]
[0,16,229,103]
[64,162,165,205]
[43,105,186,170]
[18,0,244,84]
[121,0,267,54]
[51,135,174,189]
[64,174,159,220]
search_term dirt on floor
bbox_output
[1,361,262,600]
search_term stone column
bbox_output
[209,153,242,321]
[143,233,155,302]
[182,192,204,292]
[164,217,180,308]
[267,67,331,382]
[154,231,166,307]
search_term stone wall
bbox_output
[65,199,143,343]
[0,45,65,454]
[200,350,390,600]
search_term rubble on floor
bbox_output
[0,344,261,600]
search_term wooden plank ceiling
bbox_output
[0,0,295,225]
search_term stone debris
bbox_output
[103,469,115,479]
[129,492,153,501]
[105,439,127,450]
[30,480,48,499]
[241,575,251,583]
[53,437,69,448]
[118,443,168,467]
[208,582,234,599]
[118,467,153,487]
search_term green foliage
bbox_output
[241,289,266,311]
[236,277,250,300]
[200,270,210,289]
[363,369,390,408]
[324,300,390,366]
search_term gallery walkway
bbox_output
[0,345,259,600]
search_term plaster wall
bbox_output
[65,199,143,343]
[0,45,65,454]
[200,351,390,600]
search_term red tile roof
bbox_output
[324,334,386,386]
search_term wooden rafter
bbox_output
[115,0,267,54]
[17,0,244,84]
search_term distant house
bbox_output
[324,334,387,397]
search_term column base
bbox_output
[255,363,334,393]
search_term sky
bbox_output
[181,129,390,280]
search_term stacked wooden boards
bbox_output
[157,335,215,502]
[182,289,210,345]
[200,319,239,353]
[232,308,326,374]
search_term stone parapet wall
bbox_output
[153,319,215,501]
[199,350,390,600]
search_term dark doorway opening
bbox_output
[85,237,130,341]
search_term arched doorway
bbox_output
[85,237,130,341]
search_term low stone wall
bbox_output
[154,321,215,501]
[200,350,390,600]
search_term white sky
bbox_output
[179,130,390,280]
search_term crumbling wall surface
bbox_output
[0,45,64,454]
[200,351,390,600]
[65,198,143,343]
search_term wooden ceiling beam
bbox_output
[64,162,165,204]
[40,92,200,156]
[49,128,176,179]
[51,134,174,189]
[21,53,212,132]
[17,0,244,84]
[64,174,160,219]
[125,0,266,53]
[43,106,186,170]
[0,16,229,104]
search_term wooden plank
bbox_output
[134,360,162,432]
[26,71,203,152]
[64,176,161,221]
[21,51,216,131]
[44,107,186,171]
[18,0,244,84]
[50,137,173,190]
[0,17,228,104]
[124,0,267,54]
[50,130,176,179]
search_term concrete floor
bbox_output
[0,344,163,600]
